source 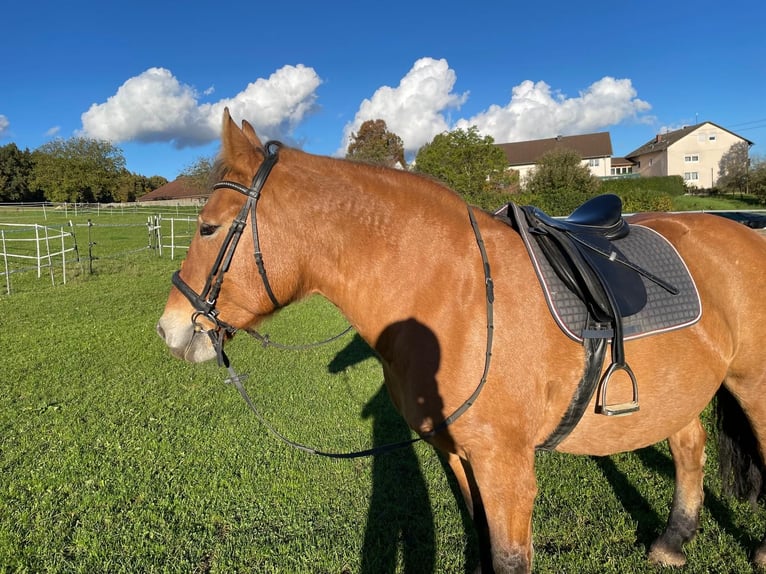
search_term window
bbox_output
[684,172,699,181]
[709,134,717,141]
[684,154,699,163]
[589,158,600,167]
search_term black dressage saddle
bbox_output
[499,194,682,420]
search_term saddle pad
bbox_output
[510,206,702,342]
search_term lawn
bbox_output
[0,249,766,574]
[1,215,765,573]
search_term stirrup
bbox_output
[596,362,639,416]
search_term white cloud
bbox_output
[0,115,9,138]
[456,76,652,143]
[45,126,61,137]
[80,65,321,148]
[338,57,468,156]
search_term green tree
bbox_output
[113,171,168,202]
[346,119,406,168]
[717,141,751,194]
[749,155,766,203]
[414,126,514,208]
[521,147,601,215]
[0,143,37,202]
[30,137,126,203]
[180,155,215,191]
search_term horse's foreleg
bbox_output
[470,447,537,574]
[648,417,706,567]
[444,452,493,572]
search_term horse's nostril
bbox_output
[156,323,166,340]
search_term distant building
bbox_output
[626,122,753,189]
[138,176,208,204]
[497,132,614,183]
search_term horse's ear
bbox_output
[220,107,260,177]
[241,119,263,149]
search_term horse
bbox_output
[157,109,766,573]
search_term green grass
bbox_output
[671,193,765,211]
[1,216,766,572]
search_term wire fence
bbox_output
[0,213,197,295]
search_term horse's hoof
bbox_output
[648,541,687,568]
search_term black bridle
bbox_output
[170,140,495,458]
[171,140,283,367]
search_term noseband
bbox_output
[171,140,282,366]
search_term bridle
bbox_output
[170,140,495,458]
[171,140,283,368]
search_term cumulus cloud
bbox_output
[0,115,9,138]
[80,65,321,148]
[338,57,468,156]
[456,76,652,143]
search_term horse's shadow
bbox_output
[328,333,479,573]
[592,443,759,555]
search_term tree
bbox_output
[30,137,126,203]
[180,155,215,191]
[749,155,766,203]
[113,171,168,202]
[346,119,406,168]
[0,143,36,202]
[521,147,601,215]
[414,126,515,208]
[717,141,750,194]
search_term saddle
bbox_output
[497,195,693,425]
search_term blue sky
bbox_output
[2,0,764,181]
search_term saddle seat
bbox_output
[528,193,629,240]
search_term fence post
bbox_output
[60,225,67,285]
[170,217,175,260]
[156,215,162,257]
[87,219,95,274]
[1,230,9,295]
[35,224,41,278]
[43,225,54,286]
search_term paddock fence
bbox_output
[0,213,198,295]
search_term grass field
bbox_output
[2,200,766,572]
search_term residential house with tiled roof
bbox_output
[138,176,208,204]
[626,121,753,189]
[497,132,614,183]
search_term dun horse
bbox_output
[157,110,766,573]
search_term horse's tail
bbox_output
[715,386,766,505]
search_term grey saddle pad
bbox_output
[511,210,702,342]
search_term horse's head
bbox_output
[157,109,293,363]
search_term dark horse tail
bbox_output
[716,386,766,505]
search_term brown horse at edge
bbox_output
[157,110,766,573]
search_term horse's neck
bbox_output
[282,156,472,343]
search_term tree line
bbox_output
[0,139,168,203]
[3,122,763,212]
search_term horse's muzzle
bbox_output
[156,313,218,363]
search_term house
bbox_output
[625,122,753,189]
[497,132,614,182]
[138,176,208,205]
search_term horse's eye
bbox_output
[199,222,219,237]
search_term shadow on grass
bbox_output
[329,334,438,573]
[328,333,480,573]
[593,444,760,556]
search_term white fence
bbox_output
[0,216,195,295]
[0,223,78,294]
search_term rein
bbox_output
[172,141,494,458]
